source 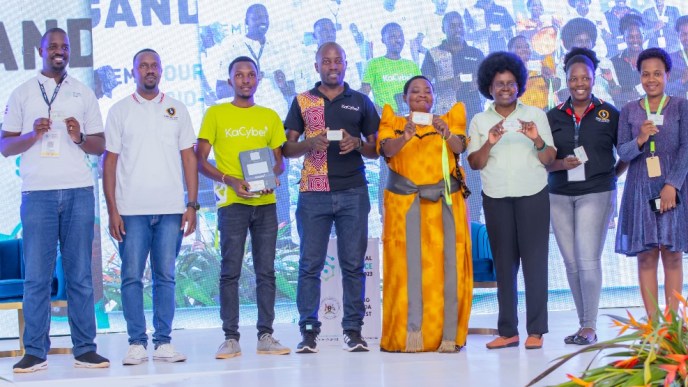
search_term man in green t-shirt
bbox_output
[196,56,289,359]
[361,22,421,114]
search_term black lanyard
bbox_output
[38,73,67,119]
[569,101,593,148]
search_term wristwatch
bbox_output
[186,201,200,211]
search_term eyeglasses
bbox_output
[492,81,517,90]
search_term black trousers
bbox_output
[482,187,549,337]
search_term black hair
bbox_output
[507,35,528,51]
[561,18,597,50]
[245,3,267,20]
[442,11,462,29]
[381,22,402,39]
[619,13,644,35]
[228,56,257,76]
[675,15,688,33]
[477,51,528,99]
[313,18,334,32]
[567,0,589,7]
[41,27,67,47]
[133,48,159,67]
[563,47,599,73]
[636,47,672,73]
[402,75,433,95]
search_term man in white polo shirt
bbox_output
[103,48,198,366]
[1,27,109,373]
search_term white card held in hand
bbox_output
[326,130,343,141]
[502,120,521,132]
[412,112,433,126]
[573,146,588,163]
[567,163,585,182]
[648,114,664,126]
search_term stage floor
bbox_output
[0,308,644,387]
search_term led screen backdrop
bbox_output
[1,0,688,337]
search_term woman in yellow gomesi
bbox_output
[377,75,472,353]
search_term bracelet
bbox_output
[74,133,85,146]
[535,140,547,152]
[221,174,227,185]
[355,138,363,151]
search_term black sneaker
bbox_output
[74,351,110,368]
[342,330,369,352]
[13,355,47,373]
[296,331,318,354]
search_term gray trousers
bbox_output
[550,190,615,330]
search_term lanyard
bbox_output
[569,100,594,148]
[38,73,67,119]
[644,94,667,155]
[245,41,264,70]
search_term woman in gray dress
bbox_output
[616,47,688,319]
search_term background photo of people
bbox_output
[0,0,687,337]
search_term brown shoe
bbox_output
[525,334,543,349]
[485,336,519,349]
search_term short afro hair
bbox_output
[477,51,528,100]
[676,15,688,33]
[228,56,257,76]
[561,18,597,50]
[567,0,589,8]
[563,47,599,73]
[619,13,644,35]
[636,47,672,73]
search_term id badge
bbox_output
[646,156,662,178]
[658,36,666,48]
[573,146,588,163]
[567,163,585,182]
[40,131,61,158]
[459,73,472,82]
[648,114,664,126]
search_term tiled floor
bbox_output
[0,308,645,387]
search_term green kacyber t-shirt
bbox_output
[198,103,287,208]
[362,56,421,112]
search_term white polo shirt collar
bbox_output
[131,91,165,104]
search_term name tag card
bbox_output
[648,114,664,126]
[646,156,662,178]
[327,130,343,141]
[573,146,588,163]
[40,131,61,158]
[239,147,277,193]
[459,73,473,82]
[567,163,585,182]
[411,112,433,126]
[502,120,521,132]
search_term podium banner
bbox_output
[318,238,381,345]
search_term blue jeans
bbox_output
[217,203,277,340]
[20,187,97,359]
[296,185,370,333]
[550,191,615,330]
[119,214,182,347]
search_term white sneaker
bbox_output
[152,343,187,363]
[122,344,148,366]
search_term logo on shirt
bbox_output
[341,104,360,111]
[3,105,8,116]
[164,107,178,120]
[595,109,610,123]
[224,126,268,139]
[382,74,415,83]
